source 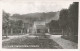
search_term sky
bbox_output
[0,0,74,15]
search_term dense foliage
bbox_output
[59,2,78,42]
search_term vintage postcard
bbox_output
[0,0,79,50]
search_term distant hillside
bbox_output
[10,11,59,23]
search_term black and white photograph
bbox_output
[1,0,78,49]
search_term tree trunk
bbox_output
[2,29,4,36]
[48,29,50,33]
[11,28,13,35]
[6,29,8,38]
[62,29,64,36]
[21,30,23,34]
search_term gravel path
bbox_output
[50,35,78,49]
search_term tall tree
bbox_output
[9,20,16,35]
[46,20,60,33]
[2,11,10,37]
[16,20,23,34]
[68,2,78,36]
[59,9,69,36]
[59,9,68,28]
